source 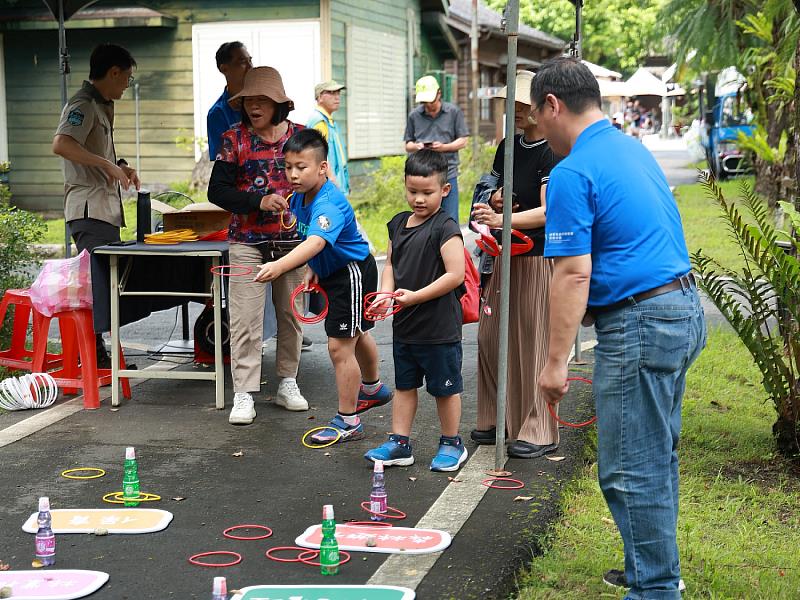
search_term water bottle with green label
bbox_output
[319,504,339,575]
[122,446,140,507]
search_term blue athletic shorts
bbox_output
[393,341,463,397]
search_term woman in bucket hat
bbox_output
[470,70,562,459]
[208,66,308,425]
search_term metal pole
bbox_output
[470,0,479,155]
[134,82,141,173]
[58,0,71,258]
[494,0,519,470]
[574,1,583,60]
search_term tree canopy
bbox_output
[487,0,665,75]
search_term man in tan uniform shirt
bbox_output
[52,43,139,367]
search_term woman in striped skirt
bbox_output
[470,70,562,459]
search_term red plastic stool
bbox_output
[30,307,131,410]
[0,289,62,371]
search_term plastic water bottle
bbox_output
[319,504,339,576]
[370,459,388,521]
[122,446,140,507]
[211,576,227,600]
[34,496,55,566]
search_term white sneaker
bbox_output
[229,392,256,425]
[275,378,309,411]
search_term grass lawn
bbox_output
[514,327,800,599]
[674,177,756,271]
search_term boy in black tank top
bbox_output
[364,150,468,472]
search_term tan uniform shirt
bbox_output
[56,81,124,227]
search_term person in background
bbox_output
[404,76,469,223]
[470,70,561,459]
[52,43,140,369]
[207,66,309,425]
[534,57,705,599]
[307,80,349,195]
[207,41,251,161]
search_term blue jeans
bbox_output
[442,176,459,224]
[593,286,706,599]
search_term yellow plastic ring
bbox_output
[301,426,342,449]
[102,492,162,504]
[61,468,106,480]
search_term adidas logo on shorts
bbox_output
[339,323,348,331]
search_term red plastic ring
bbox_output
[548,377,597,428]
[291,283,329,324]
[297,549,351,567]
[363,291,403,321]
[482,477,525,490]
[346,521,394,528]
[222,524,273,540]
[188,550,242,567]
[265,546,317,563]
[210,264,253,277]
[360,501,407,520]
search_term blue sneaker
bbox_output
[310,414,365,444]
[355,383,394,415]
[430,436,468,472]
[364,434,415,467]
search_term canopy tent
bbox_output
[598,79,631,98]
[582,59,621,80]
[625,67,668,97]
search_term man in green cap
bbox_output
[404,75,469,223]
[307,80,349,195]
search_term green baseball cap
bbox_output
[415,75,440,103]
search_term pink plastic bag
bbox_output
[29,249,93,317]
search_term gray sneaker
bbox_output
[229,392,256,425]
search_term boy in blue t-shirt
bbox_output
[254,129,392,443]
[364,150,468,472]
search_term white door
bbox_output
[0,34,8,163]
[192,20,321,159]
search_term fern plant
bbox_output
[691,172,799,456]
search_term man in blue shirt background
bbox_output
[533,57,706,600]
[206,41,251,160]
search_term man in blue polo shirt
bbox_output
[534,57,705,600]
[207,41,251,160]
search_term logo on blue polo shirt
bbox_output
[548,231,574,244]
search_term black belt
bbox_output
[589,273,696,317]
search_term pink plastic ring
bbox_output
[188,550,242,567]
[346,521,393,528]
[297,549,351,567]
[222,524,273,540]
[210,265,253,277]
[482,477,525,490]
[360,501,407,520]
[265,546,316,563]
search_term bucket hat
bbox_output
[496,70,535,106]
[228,66,294,111]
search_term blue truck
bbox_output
[700,68,755,179]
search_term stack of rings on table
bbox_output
[363,291,403,321]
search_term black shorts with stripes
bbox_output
[318,255,377,338]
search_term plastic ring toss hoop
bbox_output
[482,477,525,490]
[265,546,317,563]
[209,264,253,277]
[188,551,242,568]
[102,492,161,504]
[223,524,273,540]
[363,291,404,322]
[291,283,328,325]
[61,468,106,480]
[548,377,597,429]
[297,549,351,567]
[359,501,407,520]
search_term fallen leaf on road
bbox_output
[0,561,9,571]
[513,496,534,502]
[408,477,417,482]
[307,415,315,420]
[232,450,244,457]
[486,469,512,477]
[545,455,566,462]
[448,477,463,483]
[171,497,186,502]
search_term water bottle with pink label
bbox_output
[369,459,387,521]
[35,496,55,566]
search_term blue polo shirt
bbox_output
[290,179,369,279]
[544,119,690,307]
[207,88,241,160]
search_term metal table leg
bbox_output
[212,256,224,409]
[110,255,120,407]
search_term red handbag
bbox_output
[461,248,480,324]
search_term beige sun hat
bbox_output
[496,70,536,106]
[228,66,294,111]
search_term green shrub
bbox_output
[350,141,496,251]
